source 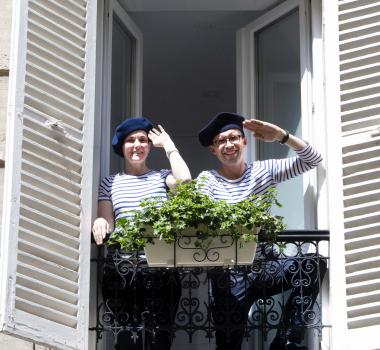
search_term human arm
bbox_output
[148,125,192,188]
[243,119,322,182]
[243,119,307,151]
[92,200,115,245]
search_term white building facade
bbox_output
[0,0,379,349]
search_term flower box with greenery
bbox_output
[107,180,285,267]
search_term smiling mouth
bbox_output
[223,149,238,156]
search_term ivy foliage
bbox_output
[107,179,285,252]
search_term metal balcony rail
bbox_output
[90,230,329,350]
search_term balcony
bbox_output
[90,230,329,350]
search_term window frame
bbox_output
[237,0,327,229]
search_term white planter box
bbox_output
[144,227,259,267]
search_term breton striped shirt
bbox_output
[197,144,322,203]
[98,169,170,220]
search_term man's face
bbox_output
[209,129,247,165]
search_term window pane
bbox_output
[110,16,134,174]
[256,9,305,229]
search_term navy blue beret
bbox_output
[198,112,245,147]
[112,117,153,157]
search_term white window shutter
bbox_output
[339,0,380,345]
[1,0,97,349]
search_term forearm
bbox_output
[274,129,308,151]
[92,201,115,244]
[166,147,192,182]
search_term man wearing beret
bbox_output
[197,112,326,350]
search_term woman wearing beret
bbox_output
[92,117,191,350]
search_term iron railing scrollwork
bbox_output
[90,230,330,349]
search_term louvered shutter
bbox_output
[338,0,380,345]
[0,1,96,349]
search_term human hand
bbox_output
[92,217,110,245]
[148,125,174,148]
[243,119,286,142]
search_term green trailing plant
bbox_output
[107,179,285,252]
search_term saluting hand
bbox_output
[243,119,285,142]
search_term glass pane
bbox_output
[110,16,134,174]
[255,9,305,229]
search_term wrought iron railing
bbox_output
[90,230,329,350]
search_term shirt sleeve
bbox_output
[263,144,323,183]
[159,169,171,180]
[98,176,112,202]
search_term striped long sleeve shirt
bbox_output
[197,144,322,203]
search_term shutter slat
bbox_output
[345,223,380,240]
[27,51,84,88]
[345,255,380,274]
[21,162,81,196]
[347,314,380,329]
[27,62,84,99]
[29,1,86,37]
[15,298,78,328]
[18,239,79,272]
[345,245,380,262]
[345,234,380,251]
[29,8,85,47]
[20,206,79,238]
[22,151,81,182]
[19,229,79,260]
[18,251,78,283]
[32,0,86,28]
[21,172,81,205]
[20,194,81,227]
[23,127,83,163]
[17,263,78,293]
[25,84,84,120]
[19,217,79,250]
[347,303,380,319]
[28,23,84,61]
[339,13,380,32]
[16,287,78,317]
[347,290,380,307]
[16,273,78,305]
[339,0,380,12]
[26,73,83,109]
[344,213,380,229]
[346,268,380,284]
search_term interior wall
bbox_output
[130,11,261,176]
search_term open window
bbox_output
[99,0,143,178]
[237,0,320,230]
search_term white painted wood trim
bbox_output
[236,0,320,229]
[311,0,329,232]
[236,27,256,162]
[0,0,29,325]
[99,0,113,178]
[322,0,348,349]
[113,0,143,116]
[298,0,317,229]
[78,0,99,349]
[99,0,143,180]
[241,0,301,33]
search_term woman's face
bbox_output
[122,130,151,164]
